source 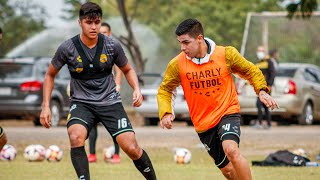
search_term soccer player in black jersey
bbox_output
[40,2,156,180]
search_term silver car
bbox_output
[0,57,70,126]
[135,73,191,126]
[237,63,320,125]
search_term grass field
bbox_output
[1,123,320,179]
[1,148,319,180]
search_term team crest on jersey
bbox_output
[76,55,82,62]
[75,56,83,73]
[100,54,108,63]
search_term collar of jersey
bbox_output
[186,37,216,65]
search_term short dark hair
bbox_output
[269,49,278,56]
[79,2,102,20]
[0,27,2,34]
[175,18,204,38]
[101,22,111,31]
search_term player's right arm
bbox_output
[40,64,59,128]
[40,42,67,128]
[157,57,180,129]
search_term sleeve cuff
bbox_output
[260,87,270,94]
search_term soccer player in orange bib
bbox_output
[157,19,278,180]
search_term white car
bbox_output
[236,63,320,125]
[135,73,191,126]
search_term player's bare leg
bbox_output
[116,132,141,159]
[222,140,252,180]
[220,161,238,180]
[117,132,157,180]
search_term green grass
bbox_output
[1,148,319,180]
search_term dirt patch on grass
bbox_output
[1,118,320,161]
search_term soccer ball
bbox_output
[24,144,46,161]
[173,148,192,164]
[0,144,17,161]
[103,146,115,161]
[45,145,63,162]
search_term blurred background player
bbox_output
[255,46,276,129]
[87,22,123,163]
[0,27,3,42]
[269,48,279,71]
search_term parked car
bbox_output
[0,57,70,126]
[236,63,320,125]
[135,73,191,126]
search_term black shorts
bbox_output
[198,113,241,169]
[66,102,134,140]
[0,126,4,137]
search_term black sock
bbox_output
[133,150,157,180]
[89,126,97,154]
[113,139,120,155]
[70,146,90,180]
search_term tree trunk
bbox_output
[117,0,145,74]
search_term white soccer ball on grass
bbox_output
[0,144,17,161]
[24,144,46,161]
[173,147,192,164]
[45,145,63,162]
[103,146,115,161]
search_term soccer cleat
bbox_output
[87,154,97,163]
[264,125,272,130]
[110,154,120,164]
[253,124,263,129]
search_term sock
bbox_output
[89,126,97,154]
[133,150,157,180]
[113,139,120,155]
[70,146,90,180]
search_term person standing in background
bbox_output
[99,22,122,91]
[255,46,276,129]
[269,49,279,71]
[87,22,123,164]
[0,27,3,42]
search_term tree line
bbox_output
[1,0,318,69]
[0,0,47,57]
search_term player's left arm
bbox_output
[226,46,269,94]
[113,39,141,106]
[119,63,142,107]
[226,46,278,109]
